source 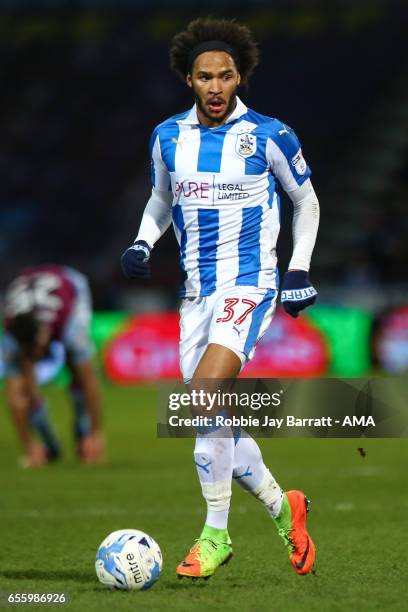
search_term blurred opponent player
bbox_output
[122,19,319,577]
[2,265,105,467]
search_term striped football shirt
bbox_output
[150,96,311,297]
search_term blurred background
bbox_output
[1,0,408,380]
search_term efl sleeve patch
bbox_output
[291,149,307,176]
[266,122,312,192]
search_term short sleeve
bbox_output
[149,128,171,192]
[266,123,312,193]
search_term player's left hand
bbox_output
[281,270,317,318]
[79,430,105,464]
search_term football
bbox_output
[95,529,162,591]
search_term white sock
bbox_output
[194,427,235,530]
[233,432,283,518]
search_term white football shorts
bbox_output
[179,285,277,382]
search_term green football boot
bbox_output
[176,524,233,579]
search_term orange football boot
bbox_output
[176,525,232,579]
[274,490,316,575]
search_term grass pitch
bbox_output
[0,385,407,611]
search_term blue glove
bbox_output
[281,270,317,318]
[121,240,151,280]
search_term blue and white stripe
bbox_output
[150,97,311,297]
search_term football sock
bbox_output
[28,399,60,459]
[69,385,91,440]
[200,524,231,544]
[233,432,283,518]
[194,427,235,530]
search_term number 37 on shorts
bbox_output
[179,286,277,376]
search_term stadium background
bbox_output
[1,2,408,610]
[0,0,408,379]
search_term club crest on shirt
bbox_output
[236,133,257,158]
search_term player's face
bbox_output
[187,51,241,127]
[26,325,52,361]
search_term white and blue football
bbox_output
[95,529,162,591]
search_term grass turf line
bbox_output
[0,386,407,611]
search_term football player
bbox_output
[2,265,105,467]
[122,18,319,578]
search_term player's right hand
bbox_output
[121,240,151,279]
[79,431,105,465]
[19,441,49,468]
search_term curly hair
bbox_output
[170,17,259,85]
[8,313,40,349]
